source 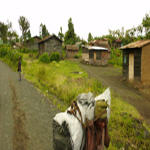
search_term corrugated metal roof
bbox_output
[84,45,108,51]
[120,40,150,50]
[89,39,111,51]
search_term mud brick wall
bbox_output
[141,44,150,85]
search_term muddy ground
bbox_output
[80,63,150,125]
[0,61,58,150]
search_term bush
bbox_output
[39,53,50,63]
[109,48,122,66]
[50,52,60,62]
[0,45,22,65]
[74,53,81,59]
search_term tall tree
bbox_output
[0,22,8,43]
[142,13,150,39]
[39,23,49,38]
[58,27,64,41]
[88,32,93,42]
[64,18,77,45]
[18,16,30,42]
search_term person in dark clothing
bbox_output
[18,56,22,81]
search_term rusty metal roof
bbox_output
[120,40,150,50]
[89,39,111,51]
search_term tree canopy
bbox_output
[88,32,93,43]
[18,16,30,42]
[39,23,50,38]
[64,18,77,45]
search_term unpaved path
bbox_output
[0,61,58,150]
[80,64,150,125]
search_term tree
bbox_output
[39,23,49,38]
[18,16,30,42]
[64,18,77,45]
[142,13,150,39]
[0,22,8,43]
[58,27,64,41]
[88,32,93,42]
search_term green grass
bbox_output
[23,58,104,108]
[0,48,150,149]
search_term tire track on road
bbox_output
[9,80,29,150]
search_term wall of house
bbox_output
[82,48,89,61]
[122,50,129,78]
[89,51,109,66]
[26,41,39,50]
[45,37,62,54]
[122,48,141,81]
[134,48,141,79]
[67,50,78,58]
[26,39,39,51]
[39,43,45,55]
[141,44,150,85]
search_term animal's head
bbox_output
[77,92,95,121]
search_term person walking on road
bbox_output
[18,56,22,81]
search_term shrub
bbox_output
[50,52,60,62]
[109,48,122,66]
[0,45,22,65]
[39,53,50,63]
[74,53,81,59]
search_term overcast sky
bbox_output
[0,0,150,40]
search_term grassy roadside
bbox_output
[0,46,150,149]
[23,53,150,150]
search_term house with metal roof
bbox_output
[120,40,150,85]
[38,34,62,55]
[82,45,110,65]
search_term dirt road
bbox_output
[80,64,150,125]
[0,61,58,150]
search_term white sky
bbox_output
[0,0,150,40]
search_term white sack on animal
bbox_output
[53,88,111,150]
[95,88,111,120]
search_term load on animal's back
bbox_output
[53,88,111,150]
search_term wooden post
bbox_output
[129,53,134,81]
[94,51,96,62]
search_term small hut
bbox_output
[66,45,79,58]
[38,34,62,55]
[120,40,150,85]
[82,39,111,65]
[25,36,41,51]
[82,45,110,65]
